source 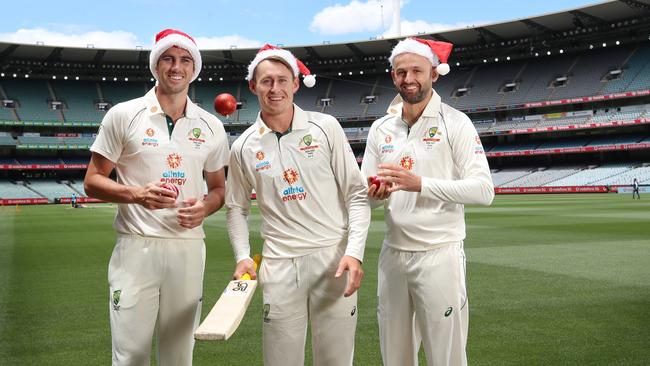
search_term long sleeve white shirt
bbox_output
[361,90,494,251]
[226,105,370,262]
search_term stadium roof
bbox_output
[1,0,649,80]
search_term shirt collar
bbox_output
[144,87,200,119]
[254,103,310,136]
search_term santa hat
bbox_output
[149,29,202,82]
[246,44,316,87]
[389,37,453,76]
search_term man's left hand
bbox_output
[335,255,364,297]
[378,163,422,193]
[177,198,207,229]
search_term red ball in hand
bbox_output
[214,93,237,116]
[370,176,381,189]
[162,183,179,199]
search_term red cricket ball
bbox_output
[162,183,179,199]
[370,176,381,189]
[214,93,237,116]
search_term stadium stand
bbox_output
[28,181,78,200]
[51,80,104,122]
[0,181,43,199]
[500,167,583,187]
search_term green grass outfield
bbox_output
[1,194,649,365]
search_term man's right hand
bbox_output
[233,258,257,280]
[134,182,178,209]
[367,176,392,200]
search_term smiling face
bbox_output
[155,46,194,96]
[391,52,438,105]
[249,58,299,120]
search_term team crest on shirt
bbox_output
[280,168,307,202]
[142,128,159,147]
[161,153,187,186]
[299,134,320,158]
[422,126,442,149]
[188,127,206,149]
[400,155,415,171]
[255,151,271,172]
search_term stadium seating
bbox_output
[500,167,582,187]
[0,181,43,199]
[28,181,78,199]
[1,79,61,121]
[51,80,104,122]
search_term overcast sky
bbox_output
[0,0,603,49]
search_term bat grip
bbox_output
[239,254,262,280]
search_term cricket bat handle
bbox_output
[239,253,262,280]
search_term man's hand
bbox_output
[335,255,364,297]
[233,258,257,280]
[377,163,422,193]
[367,176,393,200]
[134,182,177,209]
[177,198,207,229]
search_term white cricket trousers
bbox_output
[378,242,468,366]
[260,243,358,366]
[108,234,205,366]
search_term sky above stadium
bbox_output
[0,0,602,50]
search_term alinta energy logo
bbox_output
[142,128,159,147]
[400,155,415,171]
[161,153,187,186]
[255,151,271,172]
[281,168,307,202]
[381,134,395,154]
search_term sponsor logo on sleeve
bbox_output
[474,135,485,154]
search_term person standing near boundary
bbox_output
[361,37,494,366]
[632,178,640,199]
[226,44,370,366]
[84,29,229,365]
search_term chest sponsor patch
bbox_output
[422,127,442,149]
[161,153,187,186]
[281,168,308,202]
[255,151,271,172]
[142,128,159,147]
[400,155,415,171]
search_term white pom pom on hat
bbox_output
[149,29,202,82]
[246,44,316,87]
[389,37,454,76]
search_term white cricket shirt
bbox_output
[361,90,494,251]
[91,87,229,239]
[226,104,370,262]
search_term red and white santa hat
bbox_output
[149,28,202,82]
[246,44,316,87]
[389,37,453,76]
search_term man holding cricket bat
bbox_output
[226,44,370,365]
[84,29,228,365]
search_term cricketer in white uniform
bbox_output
[226,45,370,366]
[84,29,229,365]
[361,38,494,366]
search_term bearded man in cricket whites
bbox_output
[226,44,370,366]
[84,29,229,365]
[362,37,494,366]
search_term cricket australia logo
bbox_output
[422,126,442,148]
[188,127,206,148]
[112,290,121,311]
[166,153,182,169]
[299,134,320,158]
[400,155,415,171]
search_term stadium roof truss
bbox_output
[0,0,649,80]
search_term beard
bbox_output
[397,84,431,104]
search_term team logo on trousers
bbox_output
[112,290,121,311]
[263,304,271,323]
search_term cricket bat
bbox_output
[194,254,262,341]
